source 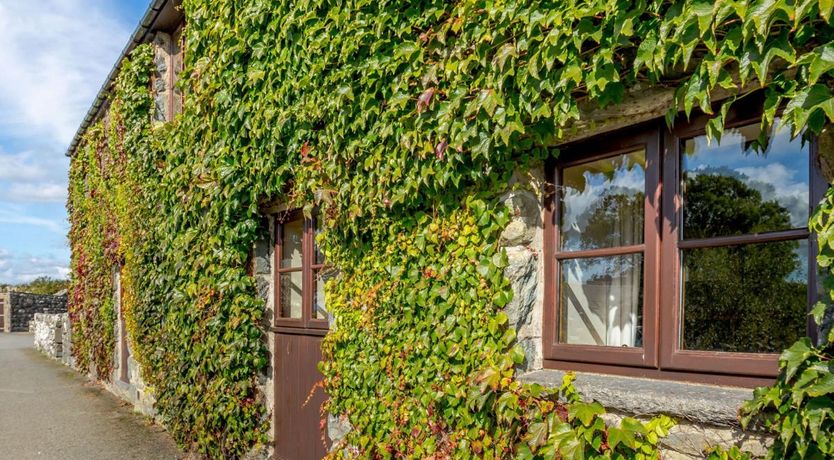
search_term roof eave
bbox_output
[65,0,174,157]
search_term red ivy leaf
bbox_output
[435,139,448,160]
[417,87,436,113]
[300,142,313,163]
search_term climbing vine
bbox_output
[67,46,156,376]
[68,0,834,458]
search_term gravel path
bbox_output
[0,333,182,460]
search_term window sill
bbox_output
[519,370,754,427]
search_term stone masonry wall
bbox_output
[250,216,275,460]
[9,291,67,332]
[500,168,546,372]
[152,31,173,123]
[1,291,9,333]
[33,313,68,360]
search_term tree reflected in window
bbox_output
[681,174,807,353]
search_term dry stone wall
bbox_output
[7,291,67,332]
[31,306,155,417]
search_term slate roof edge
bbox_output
[64,0,169,157]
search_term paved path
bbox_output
[0,333,182,460]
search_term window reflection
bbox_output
[561,150,646,251]
[280,271,303,319]
[682,240,807,353]
[682,121,810,238]
[313,269,334,320]
[680,120,810,353]
[281,218,303,268]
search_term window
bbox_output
[544,100,831,384]
[151,23,185,122]
[274,211,328,329]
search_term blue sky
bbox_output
[0,0,147,283]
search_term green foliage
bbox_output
[705,445,753,460]
[732,192,834,459]
[67,0,834,457]
[7,276,69,295]
[68,45,157,385]
[514,375,675,460]
[70,43,270,457]
[737,333,834,459]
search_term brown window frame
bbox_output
[544,99,825,386]
[543,127,662,369]
[274,210,328,331]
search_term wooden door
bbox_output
[274,331,329,460]
[273,211,330,459]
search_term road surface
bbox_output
[0,333,181,459]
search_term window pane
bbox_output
[681,239,808,353]
[682,121,809,239]
[279,271,303,319]
[315,222,325,265]
[559,254,644,347]
[313,269,334,320]
[561,150,645,251]
[281,218,303,268]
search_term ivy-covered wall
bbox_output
[68,0,834,458]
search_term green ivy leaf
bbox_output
[568,401,605,427]
[780,338,814,381]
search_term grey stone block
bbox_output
[520,369,753,427]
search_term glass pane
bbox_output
[279,271,303,319]
[315,221,325,265]
[281,218,303,268]
[559,254,644,347]
[682,120,809,239]
[313,269,335,320]
[560,150,646,252]
[681,239,808,353]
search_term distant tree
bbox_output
[14,276,70,295]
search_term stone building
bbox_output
[64,1,829,459]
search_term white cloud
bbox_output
[0,206,65,234]
[0,0,130,146]
[0,247,69,284]
[0,146,68,203]
[4,182,67,203]
[736,163,809,228]
[736,163,794,187]
[0,150,49,181]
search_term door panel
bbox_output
[275,332,328,460]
